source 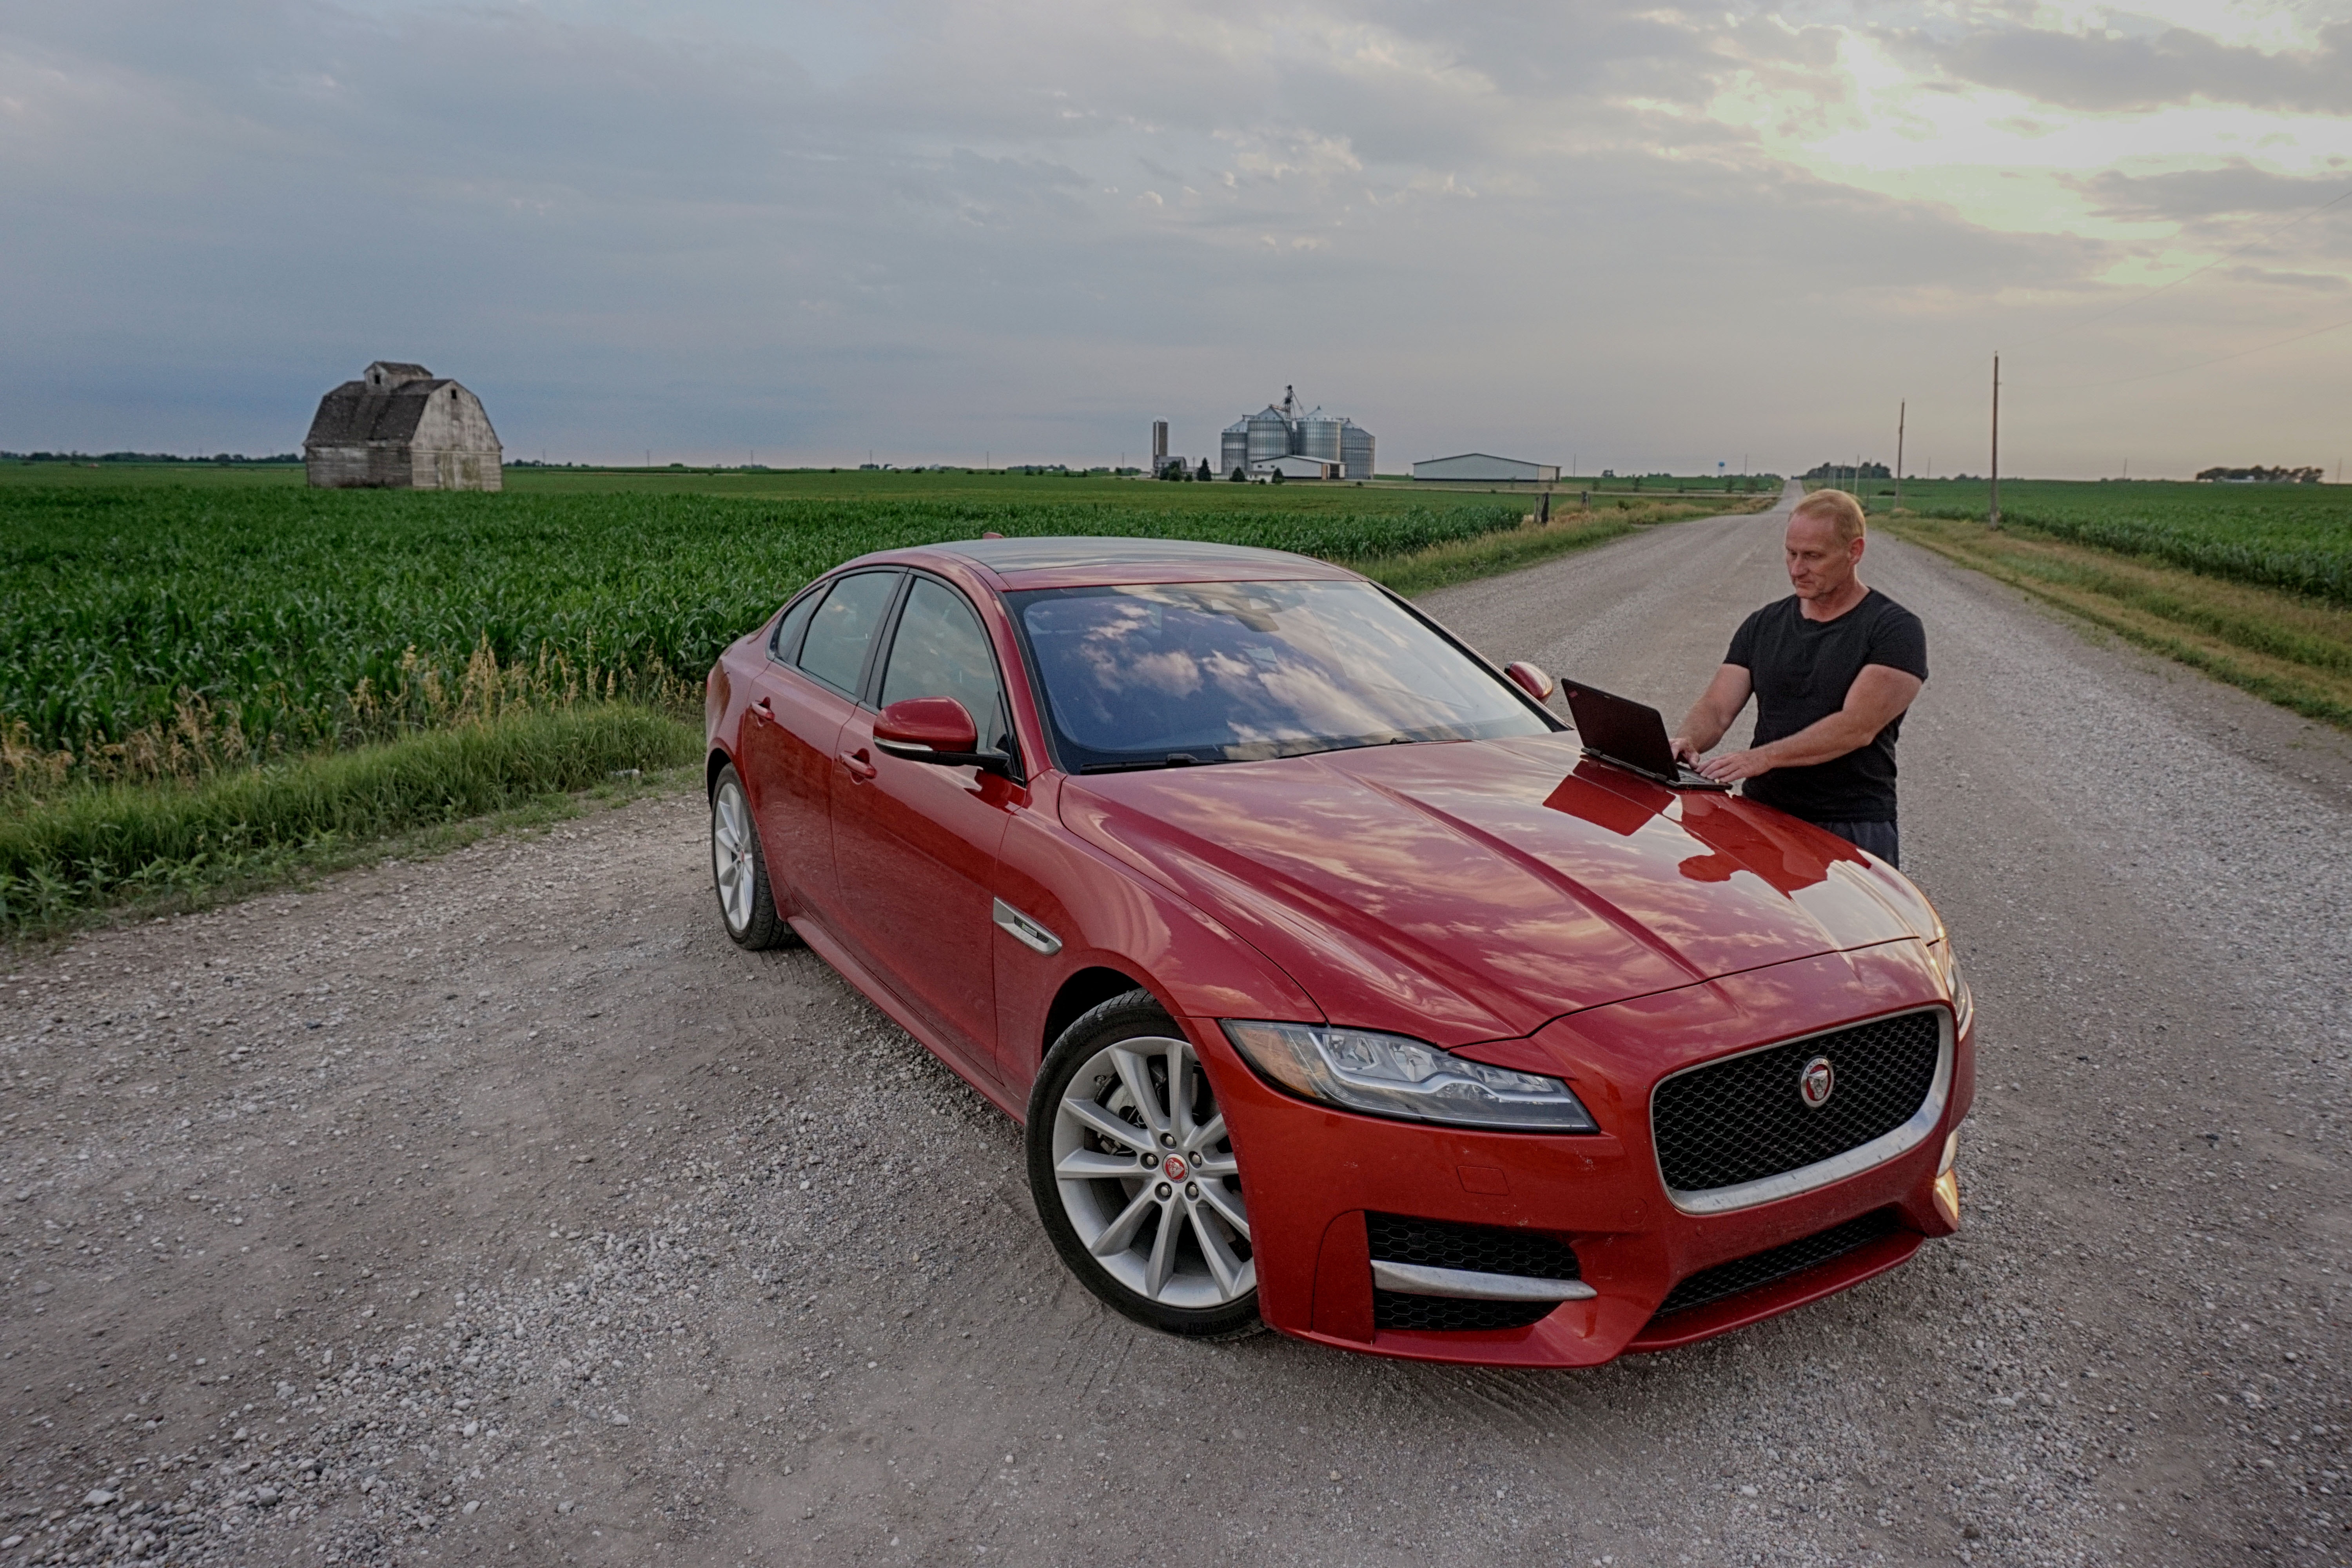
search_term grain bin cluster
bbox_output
[1196,386,1375,481]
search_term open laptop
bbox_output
[1559,679,1733,791]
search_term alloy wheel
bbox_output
[1049,1033,1253,1309]
[711,777,757,934]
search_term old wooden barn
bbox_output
[304,361,503,490]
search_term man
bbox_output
[1669,488,1927,866]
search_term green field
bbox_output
[1866,479,2352,736]
[2,466,1759,933]
[0,470,1543,775]
[1858,478,2352,606]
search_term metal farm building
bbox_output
[304,361,504,490]
[1411,453,1560,483]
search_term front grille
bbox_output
[1367,1214,1579,1333]
[1376,1292,1554,1332]
[1365,1213,1581,1281]
[1651,1011,1940,1194]
[1653,1210,1903,1319]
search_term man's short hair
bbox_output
[1792,488,1867,544]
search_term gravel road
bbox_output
[5,485,2348,1568]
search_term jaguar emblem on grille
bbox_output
[1798,1055,1836,1109]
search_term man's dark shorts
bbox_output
[1816,819,1899,867]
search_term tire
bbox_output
[709,763,795,951]
[1026,989,1262,1339]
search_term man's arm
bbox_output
[1695,664,1924,784]
[1670,664,1753,766]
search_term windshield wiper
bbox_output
[1080,753,1208,774]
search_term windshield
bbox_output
[1009,580,1551,771]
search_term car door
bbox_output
[830,574,1019,1076]
[740,569,902,927]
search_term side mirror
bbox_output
[874,697,978,755]
[873,697,1012,773]
[1504,661,1556,702]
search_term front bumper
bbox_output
[1198,943,1974,1367]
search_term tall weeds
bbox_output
[0,636,696,800]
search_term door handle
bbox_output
[749,697,776,722]
[840,748,877,782]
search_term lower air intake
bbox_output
[1653,1210,1904,1320]
[1367,1212,1579,1332]
[1374,1292,1555,1332]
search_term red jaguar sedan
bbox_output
[702,537,1972,1366]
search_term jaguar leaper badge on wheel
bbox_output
[1800,1055,1837,1109]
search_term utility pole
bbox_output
[1894,402,1905,515]
[1989,354,2002,530]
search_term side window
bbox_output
[879,579,1010,751]
[768,587,822,662]
[796,572,900,695]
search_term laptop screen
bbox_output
[1560,681,1681,779]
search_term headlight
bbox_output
[1929,938,1973,1034]
[1221,1020,1598,1132]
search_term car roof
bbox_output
[869,536,1365,591]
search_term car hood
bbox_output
[1060,733,1936,1046]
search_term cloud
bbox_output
[2077,160,2352,220]
[0,0,2345,475]
[1928,20,2352,115]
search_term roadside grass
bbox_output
[1884,514,2352,730]
[1,488,1766,938]
[1,706,698,940]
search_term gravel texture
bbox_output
[3,487,2347,1567]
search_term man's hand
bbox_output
[1671,666,1754,768]
[1697,747,1775,783]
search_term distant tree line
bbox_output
[2196,465,2323,484]
[1802,460,1891,481]
[2,450,301,465]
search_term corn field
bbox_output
[0,483,1528,793]
[1896,479,2352,605]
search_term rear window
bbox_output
[797,571,900,695]
[1009,579,1547,771]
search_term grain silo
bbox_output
[1245,405,1292,466]
[1220,419,1250,479]
[1340,421,1375,481]
[1294,407,1344,464]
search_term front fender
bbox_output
[991,774,1322,1091]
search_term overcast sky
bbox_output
[3,1,2346,476]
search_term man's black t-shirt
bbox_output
[1724,588,1927,824]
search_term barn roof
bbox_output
[304,377,455,448]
